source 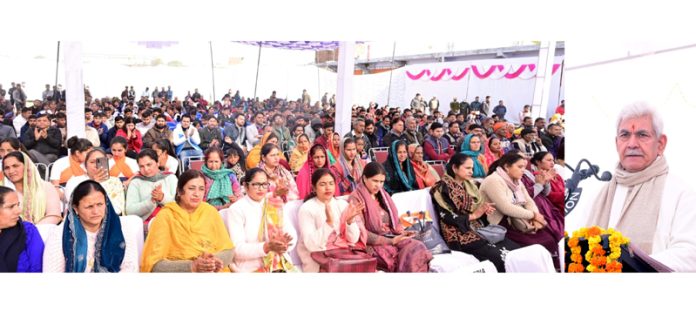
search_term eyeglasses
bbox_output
[249,182,270,189]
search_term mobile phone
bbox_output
[383,233,397,238]
[96,157,109,171]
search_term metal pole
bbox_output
[253,43,262,100]
[386,41,396,107]
[557,59,565,105]
[209,41,216,101]
[55,41,60,86]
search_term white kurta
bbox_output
[581,173,696,272]
[224,196,297,272]
[296,197,361,273]
[42,221,139,273]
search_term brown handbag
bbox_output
[310,248,377,273]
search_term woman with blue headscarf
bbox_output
[43,180,138,272]
[460,133,489,180]
[382,140,419,195]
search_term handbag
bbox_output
[475,224,507,244]
[310,248,377,273]
[405,221,451,255]
[507,217,538,234]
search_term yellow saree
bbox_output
[140,201,234,272]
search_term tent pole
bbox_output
[55,41,60,87]
[386,41,396,107]
[209,41,216,102]
[253,43,262,100]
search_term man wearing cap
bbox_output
[0,109,16,138]
[492,122,512,153]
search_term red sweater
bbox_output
[423,138,454,161]
[116,129,143,153]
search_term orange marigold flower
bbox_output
[568,238,579,248]
[587,226,602,237]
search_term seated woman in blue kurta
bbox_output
[0,186,44,272]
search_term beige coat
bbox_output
[479,172,538,225]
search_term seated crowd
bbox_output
[0,85,565,273]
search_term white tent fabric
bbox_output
[64,42,85,140]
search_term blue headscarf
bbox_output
[63,180,125,273]
[460,133,486,178]
[387,140,416,192]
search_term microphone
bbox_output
[565,159,612,216]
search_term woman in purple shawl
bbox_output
[348,162,432,272]
[519,152,564,269]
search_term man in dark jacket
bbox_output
[21,113,62,166]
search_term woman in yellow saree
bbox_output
[141,170,234,272]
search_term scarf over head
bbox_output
[384,140,416,192]
[407,143,436,188]
[296,144,336,200]
[8,152,48,224]
[460,133,486,178]
[63,181,125,272]
[140,201,234,272]
[334,137,364,194]
[587,156,668,253]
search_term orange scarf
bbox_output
[110,156,134,178]
[410,159,436,188]
[59,156,86,184]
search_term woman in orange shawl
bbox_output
[141,170,234,272]
[108,136,138,181]
[51,137,92,188]
[407,143,439,188]
[245,132,288,170]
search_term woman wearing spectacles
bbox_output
[223,168,297,272]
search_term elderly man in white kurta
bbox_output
[586,102,696,272]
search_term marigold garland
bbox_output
[566,226,630,273]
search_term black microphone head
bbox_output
[600,171,613,181]
[590,165,600,174]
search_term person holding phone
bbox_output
[64,149,126,215]
[348,162,432,272]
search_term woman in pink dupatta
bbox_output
[348,162,433,272]
[296,144,339,200]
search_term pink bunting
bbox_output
[430,68,452,81]
[451,68,469,81]
[406,69,431,80]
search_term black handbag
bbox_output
[405,221,451,255]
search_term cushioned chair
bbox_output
[391,188,497,272]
